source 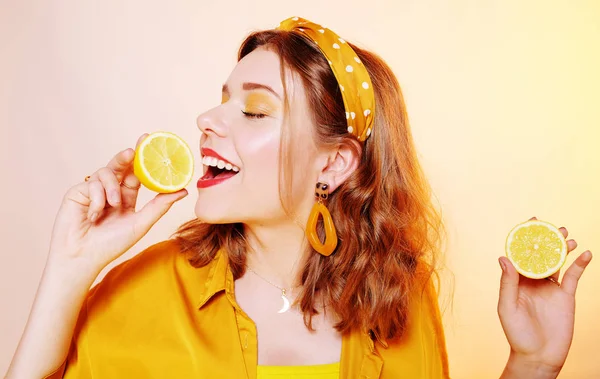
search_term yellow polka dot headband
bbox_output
[277,16,375,142]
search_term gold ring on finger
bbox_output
[84,175,91,182]
[544,276,560,286]
[120,181,141,190]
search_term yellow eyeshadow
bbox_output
[244,93,280,115]
[221,93,230,104]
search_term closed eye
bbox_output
[242,111,267,119]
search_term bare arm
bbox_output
[6,134,188,378]
[6,260,99,378]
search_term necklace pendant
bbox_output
[277,288,291,313]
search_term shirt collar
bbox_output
[194,247,390,350]
[196,248,230,309]
[192,247,385,378]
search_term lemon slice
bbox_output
[133,132,194,193]
[505,220,567,279]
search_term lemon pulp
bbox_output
[133,132,194,193]
[505,220,567,279]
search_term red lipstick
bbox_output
[201,148,233,165]
[197,147,238,189]
[197,175,236,188]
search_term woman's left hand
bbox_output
[497,217,593,378]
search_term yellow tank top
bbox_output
[257,362,340,379]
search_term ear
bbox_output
[318,139,361,193]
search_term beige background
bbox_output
[1,0,599,377]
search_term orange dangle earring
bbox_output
[306,182,338,256]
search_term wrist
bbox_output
[44,253,101,287]
[501,351,562,379]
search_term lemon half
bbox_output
[133,132,194,193]
[505,220,567,279]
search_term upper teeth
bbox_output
[202,156,240,172]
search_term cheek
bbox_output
[237,128,281,194]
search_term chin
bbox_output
[194,203,230,225]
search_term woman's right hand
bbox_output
[47,133,189,274]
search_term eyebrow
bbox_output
[222,82,282,100]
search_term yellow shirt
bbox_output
[53,240,448,378]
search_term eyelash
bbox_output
[242,111,267,119]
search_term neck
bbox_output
[243,221,307,289]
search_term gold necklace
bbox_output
[245,266,298,314]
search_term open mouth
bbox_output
[197,147,241,189]
[200,155,240,180]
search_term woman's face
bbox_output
[195,47,319,225]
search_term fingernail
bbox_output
[498,258,506,272]
[90,213,98,222]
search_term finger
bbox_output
[120,134,148,208]
[561,250,593,295]
[559,226,569,239]
[105,148,136,183]
[87,180,107,222]
[133,189,188,234]
[548,239,578,281]
[104,132,148,182]
[87,135,148,182]
[120,178,141,210]
[113,134,147,208]
[135,133,149,149]
[529,216,537,220]
[498,257,520,313]
[97,167,122,208]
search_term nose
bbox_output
[196,105,228,137]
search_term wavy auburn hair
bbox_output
[173,29,444,341]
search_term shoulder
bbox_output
[100,239,182,279]
[63,240,224,376]
[90,239,182,293]
[85,239,216,312]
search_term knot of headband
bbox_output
[276,16,375,142]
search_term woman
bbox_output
[7,16,592,378]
